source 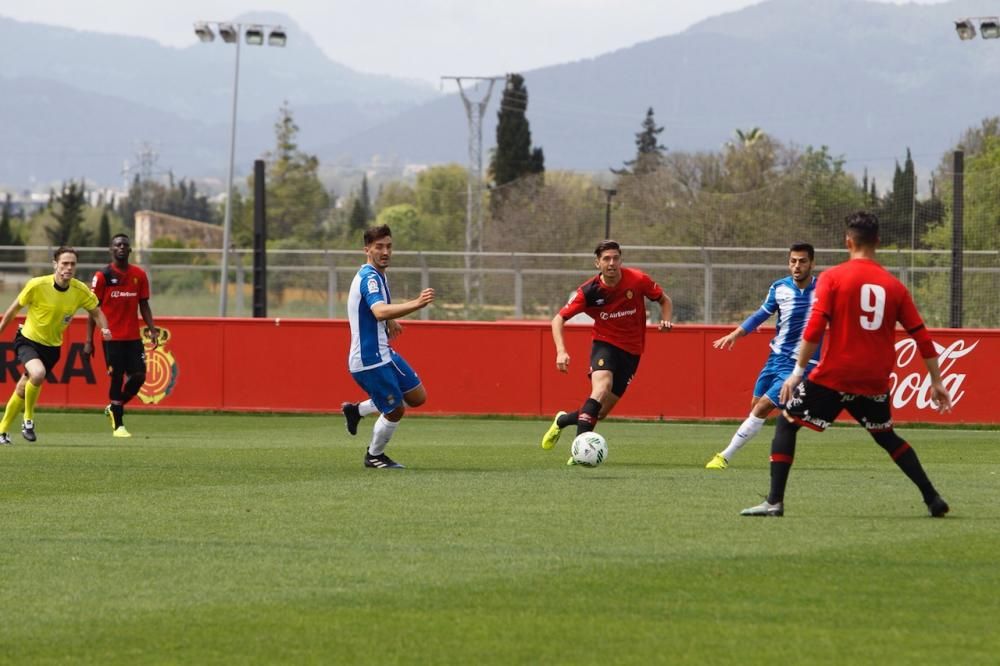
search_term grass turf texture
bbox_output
[1,413,997,665]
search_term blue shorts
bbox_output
[752,352,813,408]
[350,350,422,414]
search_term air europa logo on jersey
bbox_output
[600,308,637,320]
[889,338,977,410]
[137,325,179,405]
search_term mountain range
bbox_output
[0,11,436,188]
[4,0,1000,189]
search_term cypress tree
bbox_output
[48,180,91,246]
[615,107,666,175]
[98,208,112,248]
[0,194,13,247]
[349,197,368,233]
[0,194,25,265]
[360,174,373,222]
[490,73,544,187]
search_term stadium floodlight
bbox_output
[980,19,1000,39]
[194,19,288,316]
[955,19,977,40]
[245,25,264,46]
[194,22,215,43]
[218,23,238,43]
[268,27,287,47]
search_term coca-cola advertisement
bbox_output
[889,332,998,423]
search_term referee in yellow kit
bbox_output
[0,247,111,445]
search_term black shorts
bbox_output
[102,339,147,376]
[588,340,641,398]
[785,379,893,433]
[14,330,60,374]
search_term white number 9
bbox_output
[859,283,886,330]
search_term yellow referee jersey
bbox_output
[17,276,99,347]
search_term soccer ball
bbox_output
[571,432,608,467]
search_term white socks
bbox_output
[721,414,766,461]
[368,415,399,456]
[358,400,379,417]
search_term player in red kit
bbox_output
[85,234,159,438]
[541,240,673,463]
[741,211,953,518]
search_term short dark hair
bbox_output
[53,246,77,261]
[789,242,814,261]
[845,210,879,246]
[594,239,621,257]
[364,224,392,246]
[112,233,130,244]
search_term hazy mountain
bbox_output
[323,0,1000,178]
[0,12,437,186]
[5,0,1000,188]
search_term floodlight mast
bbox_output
[193,21,286,316]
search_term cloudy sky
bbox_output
[4,0,944,84]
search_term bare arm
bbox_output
[922,356,953,414]
[551,314,570,373]
[370,288,434,321]
[139,299,159,348]
[386,319,403,339]
[779,339,820,405]
[713,326,747,351]
[657,293,673,331]
[0,297,22,336]
[87,307,112,340]
[84,313,98,357]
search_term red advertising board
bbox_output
[4,317,997,424]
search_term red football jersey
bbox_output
[91,264,151,341]
[803,258,933,395]
[559,267,664,356]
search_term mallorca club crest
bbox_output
[137,325,179,405]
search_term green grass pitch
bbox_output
[1,413,998,665]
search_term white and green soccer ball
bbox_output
[571,432,608,467]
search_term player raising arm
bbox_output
[340,224,434,469]
[741,211,953,518]
[706,242,820,469]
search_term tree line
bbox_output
[2,72,995,324]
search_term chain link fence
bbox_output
[2,244,995,327]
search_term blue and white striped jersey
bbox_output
[740,274,820,363]
[347,264,392,372]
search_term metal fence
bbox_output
[2,245,996,327]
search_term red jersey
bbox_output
[559,267,664,356]
[803,257,936,395]
[91,263,151,341]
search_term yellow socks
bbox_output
[24,382,42,420]
[0,392,24,433]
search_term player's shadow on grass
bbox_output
[609,461,695,470]
[821,512,967,521]
[29,443,130,448]
[387,466,498,473]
